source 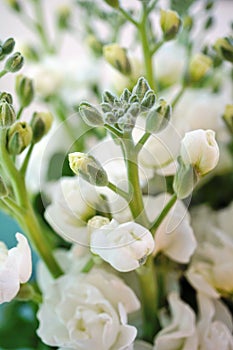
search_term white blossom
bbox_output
[0,233,32,304]
[145,194,197,263]
[37,268,140,350]
[90,220,154,272]
[180,129,219,176]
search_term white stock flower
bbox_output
[186,202,233,297]
[0,233,32,304]
[90,220,154,272]
[44,177,104,244]
[37,268,140,350]
[180,129,219,176]
[145,194,196,263]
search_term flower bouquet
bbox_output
[0,0,233,349]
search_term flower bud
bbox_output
[0,100,16,128]
[15,75,34,108]
[0,176,8,198]
[120,88,131,102]
[160,9,182,41]
[146,98,171,133]
[56,5,71,30]
[16,283,34,301]
[103,0,119,8]
[173,157,198,199]
[188,53,212,82]
[0,92,13,104]
[141,90,156,109]
[79,102,104,127]
[7,121,32,155]
[5,0,21,12]
[103,43,131,75]
[86,35,103,57]
[222,104,233,133]
[2,38,15,55]
[214,36,233,63]
[30,112,53,143]
[69,152,108,186]
[133,77,150,101]
[180,129,219,176]
[4,52,24,73]
[102,90,117,105]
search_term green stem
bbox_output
[137,257,160,342]
[151,193,177,234]
[172,85,186,108]
[20,144,34,176]
[2,197,22,215]
[135,131,151,153]
[104,124,123,138]
[0,69,7,78]
[151,40,164,56]
[107,181,130,201]
[17,106,24,120]
[119,7,138,27]
[139,4,155,90]
[33,0,54,53]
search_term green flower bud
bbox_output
[141,90,156,109]
[5,0,21,12]
[103,43,131,75]
[0,92,13,104]
[2,38,15,55]
[118,112,136,132]
[0,100,16,128]
[0,176,8,198]
[15,75,34,108]
[160,9,182,41]
[4,52,24,73]
[173,157,198,199]
[86,35,103,57]
[30,112,53,143]
[120,88,131,102]
[79,102,104,127]
[101,102,112,113]
[188,53,212,82]
[146,98,171,133]
[7,121,32,155]
[222,104,233,133]
[133,77,150,101]
[102,90,117,105]
[69,152,108,186]
[16,284,34,301]
[56,5,71,30]
[103,0,119,9]
[214,36,233,63]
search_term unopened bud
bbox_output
[0,176,8,198]
[69,152,108,186]
[103,43,131,75]
[214,36,233,63]
[16,284,34,301]
[56,5,71,30]
[2,38,15,55]
[86,35,103,56]
[7,121,32,155]
[30,112,53,143]
[120,88,131,102]
[222,104,233,133]
[0,100,16,128]
[188,53,212,82]
[146,98,171,133]
[160,9,182,41]
[173,157,198,199]
[5,0,21,12]
[79,102,104,127]
[102,90,117,105]
[141,90,156,109]
[4,52,24,73]
[15,75,34,108]
[133,77,150,101]
[103,0,119,8]
[0,92,13,104]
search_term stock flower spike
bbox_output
[0,1,233,349]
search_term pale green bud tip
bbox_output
[15,74,34,108]
[173,158,198,199]
[2,38,15,55]
[56,5,71,29]
[4,52,24,73]
[223,104,233,133]
[7,121,32,155]
[0,176,8,198]
[103,0,119,8]
[146,98,171,134]
[31,112,53,143]
[0,100,16,128]
[69,152,108,186]
[0,92,13,104]
[79,102,104,127]
[16,284,34,301]
[160,9,182,41]
[214,36,233,63]
[103,43,131,75]
[189,53,212,82]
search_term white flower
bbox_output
[180,129,219,176]
[90,220,154,272]
[44,177,104,244]
[186,202,233,297]
[37,268,140,350]
[145,194,197,263]
[153,292,197,350]
[0,233,32,304]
